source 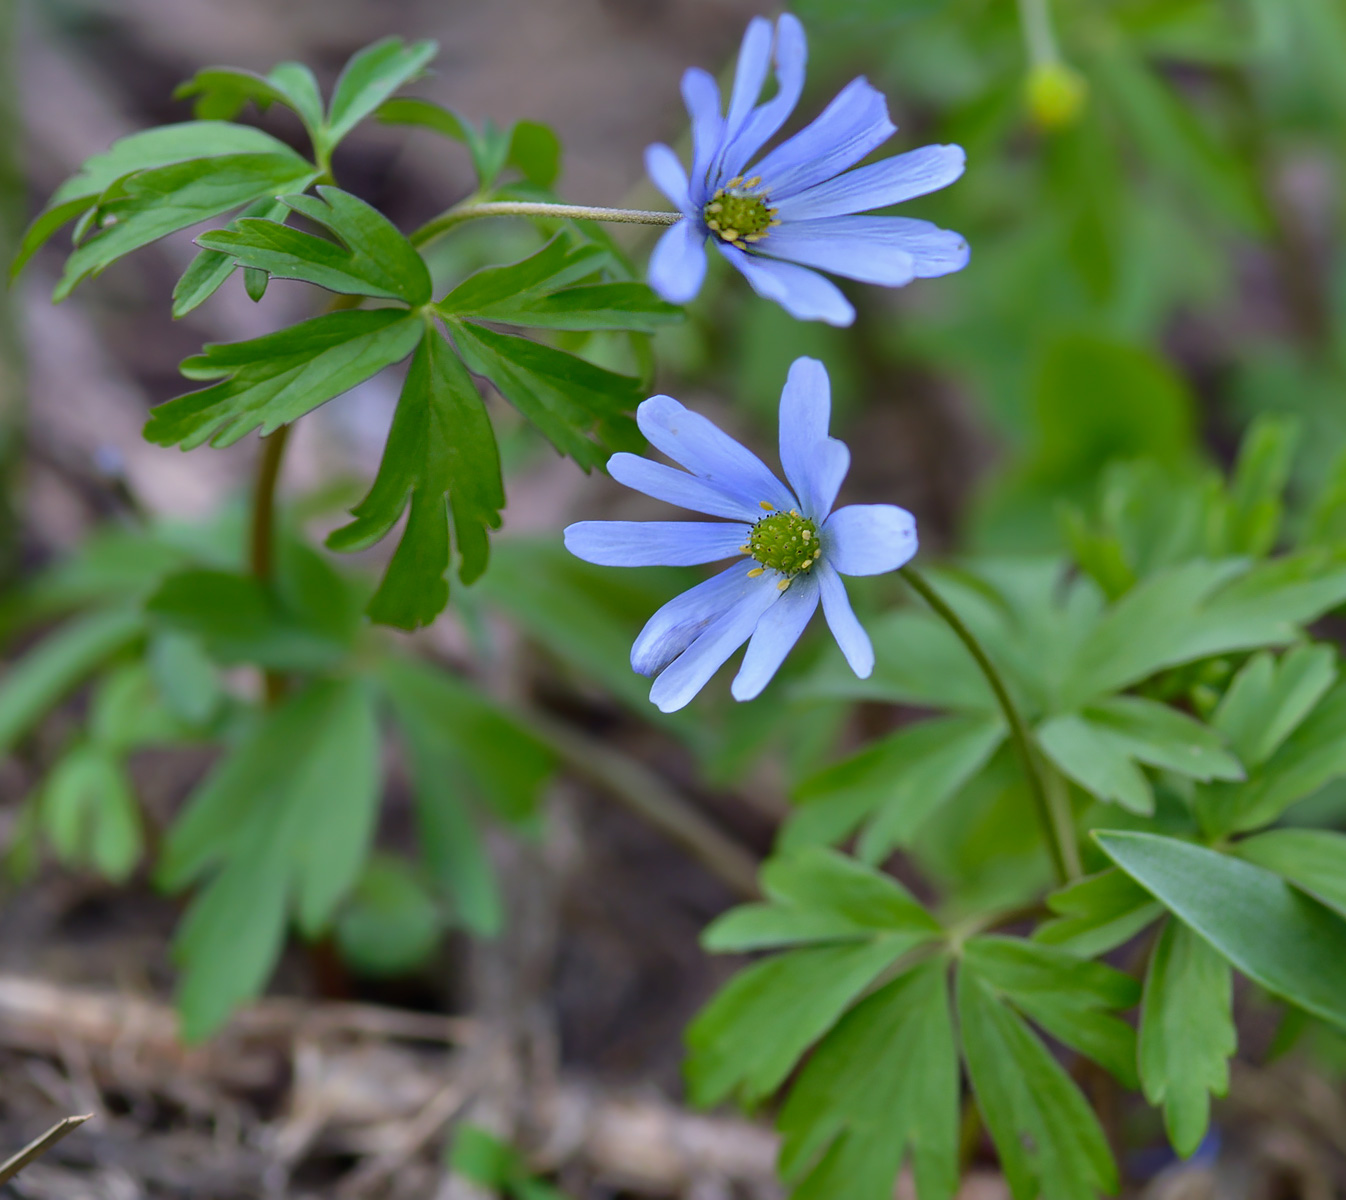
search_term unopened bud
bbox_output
[1026,61,1087,130]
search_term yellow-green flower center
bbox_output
[703,176,778,250]
[746,508,821,577]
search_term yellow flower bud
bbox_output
[1025,61,1088,130]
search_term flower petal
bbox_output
[778,356,850,521]
[774,143,966,221]
[564,521,750,567]
[648,572,783,712]
[637,393,796,512]
[632,558,762,677]
[752,77,894,200]
[823,503,918,575]
[720,244,855,326]
[758,218,915,286]
[682,67,724,201]
[718,16,774,178]
[817,560,874,678]
[608,452,762,522]
[731,569,820,701]
[645,143,692,214]
[647,219,707,304]
[722,14,808,176]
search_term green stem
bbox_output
[250,423,291,705]
[900,566,1080,884]
[1017,0,1062,65]
[410,200,680,248]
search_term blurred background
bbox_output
[3,0,1346,1196]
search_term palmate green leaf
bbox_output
[41,744,143,883]
[1233,829,1346,921]
[376,98,561,188]
[778,962,959,1200]
[1039,695,1243,815]
[89,662,184,752]
[449,319,641,469]
[1221,414,1297,557]
[11,121,295,281]
[1139,918,1234,1158]
[685,939,917,1108]
[784,712,1005,857]
[145,309,424,449]
[957,968,1118,1200]
[1200,680,1346,834]
[173,62,325,141]
[487,282,680,332]
[327,329,503,628]
[162,678,382,1039]
[173,196,289,317]
[54,152,319,301]
[1097,830,1346,1029]
[335,854,443,977]
[1212,644,1337,769]
[148,631,222,727]
[1035,867,1163,957]
[197,186,432,304]
[0,607,144,755]
[703,848,942,953]
[323,37,438,153]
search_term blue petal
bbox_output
[778,357,850,522]
[647,219,707,304]
[759,218,916,286]
[637,393,796,513]
[564,521,750,567]
[731,569,820,701]
[633,559,760,676]
[608,452,762,522]
[648,571,783,712]
[817,560,874,678]
[645,143,692,213]
[722,14,808,178]
[682,67,724,203]
[717,17,774,179]
[823,504,918,575]
[774,144,966,221]
[720,243,855,326]
[752,77,894,201]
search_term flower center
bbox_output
[745,508,821,578]
[703,176,779,251]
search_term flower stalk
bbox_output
[410,201,680,249]
[899,565,1081,884]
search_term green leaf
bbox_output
[437,235,608,315]
[145,309,423,449]
[164,679,382,1037]
[1035,868,1162,957]
[148,631,222,727]
[685,940,916,1108]
[1040,695,1243,814]
[1202,679,1346,834]
[197,185,431,304]
[323,37,438,152]
[507,120,561,188]
[1212,644,1336,769]
[1222,414,1298,557]
[0,607,144,755]
[327,330,504,628]
[450,319,640,469]
[89,662,183,751]
[957,967,1118,1200]
[174,61,324,137]
[41,745,143,882]
[702,848,941,953]
[785,713,1006,858]
[12,121,297,280]
[55,152,318,301]
[336,854,442,976]
[962,936,1140,1087]
[1138,918,1234,1158]
[375,97,505,184]
[1233,829,1346,921]
[777,962,959,1200]
[172,196,289,317]
[475,282,681,333]
[1096,830,1346,1029]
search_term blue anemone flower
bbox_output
[564,358,917,713]
[644,13,969,326]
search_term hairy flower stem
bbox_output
[411,200,679,248]
[249,422,291,705]
[900,566,1081,884]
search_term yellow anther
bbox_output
[790,509,800,517]
[802,529,811,542]
[747,567,765,578]
[777,579,791,591]
[731,239,747,250]
[760,501,775,510]
[739,544,750,553]
[745,175,762,188]
[721,228,738,241]
[769,218,782,227]
[727,175,744,188]
[707,201,722,213]
[706,219,721,231]
[744,233,765,242]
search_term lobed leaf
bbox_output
[172,196,290,317]
[1233,829,1346,921]
[323,37,438,152]
[1212,644,1337,769]
[1035,867,1162,957]
[173,62,325,140]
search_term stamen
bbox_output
[778,579,790,591]
[747,567,765,578]
[759,501,774,510]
